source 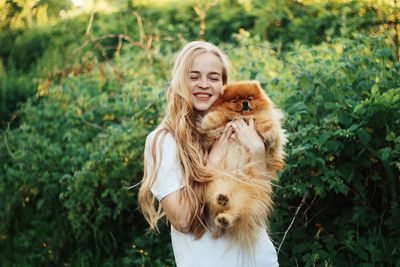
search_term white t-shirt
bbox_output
[145,130,279,267]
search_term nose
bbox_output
[242,101,249,111]
[197,78,210,89]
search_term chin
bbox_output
[194,103,212,111]
[197,81,287,249]
[193,99,217,111]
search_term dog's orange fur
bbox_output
[198,81,286,249]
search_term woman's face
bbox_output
[189,52,224,112]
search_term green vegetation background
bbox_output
[0,0,399,266]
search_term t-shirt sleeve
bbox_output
[144,131,185,201]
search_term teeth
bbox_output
[195,94,211,97]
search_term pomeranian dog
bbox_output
[197,81,286,249]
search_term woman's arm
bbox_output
[146,132,192,233]
[207,124,234,168]
[160,189,191,233]
[250,147,269,177]
[161,125,234,233]
[158,125,233,233]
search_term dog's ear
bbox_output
[251,80,262,91]
[251,80,274,106]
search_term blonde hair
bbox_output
[138,41,231,238]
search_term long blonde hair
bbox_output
[138,41,231,238]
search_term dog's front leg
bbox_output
[200,109,229,132]
[256,120,280,151]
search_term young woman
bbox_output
[138,41,279,267]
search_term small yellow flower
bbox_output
[37,80,50,97]
[123,157,129,166]
[103,114,114,121]
[239,28,250,38]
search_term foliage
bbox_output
[269,34,400,266]
[1,0,400,266]
[2,0,398,127]
[0,0,399,128]
[0,48,174,266]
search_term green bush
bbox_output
[1,32,399,266]
[1,0,393,129]
[269,35,400,266]
[0,49,174,266]
[1,1,400,264]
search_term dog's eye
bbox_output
[248,97,254,101]
[231,99,239,103]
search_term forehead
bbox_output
[190,52,223,74]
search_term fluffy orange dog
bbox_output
[198,81,286,249]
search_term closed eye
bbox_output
[209,75,220,81]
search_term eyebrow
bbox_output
[190,71,221,76]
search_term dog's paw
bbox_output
[200,116,213,131]
[216,194,229,207]
[215,213,234,229]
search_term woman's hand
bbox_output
[231,118,265,156]
[231,118,268,177]
[207,123,233,168]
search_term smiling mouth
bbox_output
[194,93,212,101]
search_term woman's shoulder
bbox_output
[145,128,176,152]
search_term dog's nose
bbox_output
[242,101,249,111]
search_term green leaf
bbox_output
[357,128,371,146]
[299,76,313,91]
[379,147,391,162]
[319,132,330,143]
[338,113,353,126]
[375,48,394,59]
[371,84,379,95]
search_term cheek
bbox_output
[189,81,197,92]
[214,82,223,94]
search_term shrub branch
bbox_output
[278,188,309,254]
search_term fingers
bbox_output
[230,118,257,137]
[221,126,233,142]
[236,118,246,128]
[218,123,233,143]
[225,127,233,140]
[225,121,234,130]
[231,118,251,130]
[233,118,247,129]
[218,118,255,142]
[249,118,255,128]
